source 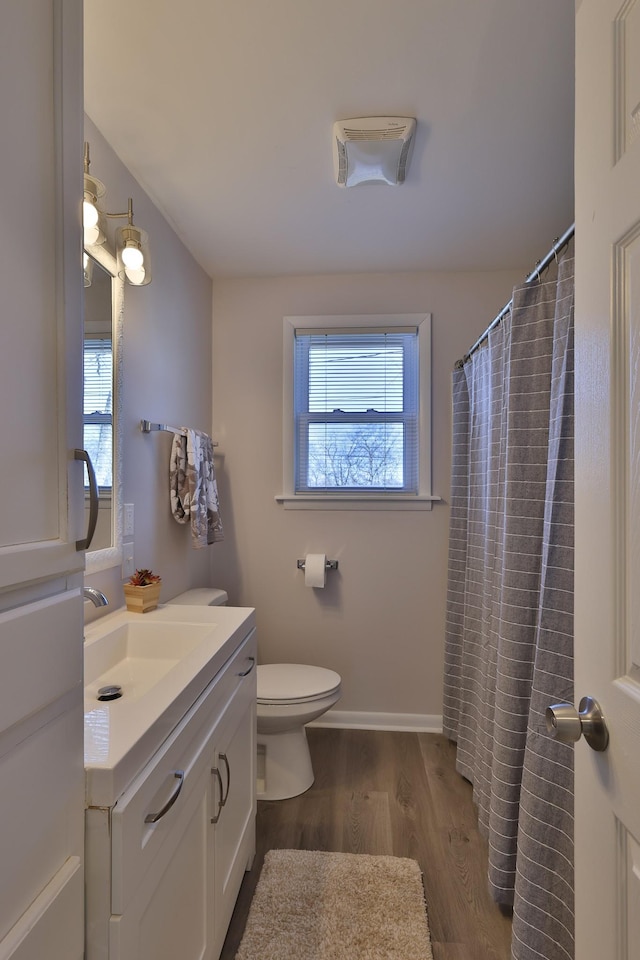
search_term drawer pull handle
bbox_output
[211,766,224,823]
[237,656,255,677]
[220,753,231,806]
[144,771,185,824]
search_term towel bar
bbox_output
[140,420,218,445]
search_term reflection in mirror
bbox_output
[84,245,123,573]
[84,256,112,549]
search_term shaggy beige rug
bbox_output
[235,849,433,960]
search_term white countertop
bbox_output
[84,604,255,807]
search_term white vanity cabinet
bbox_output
[85,627,257,960]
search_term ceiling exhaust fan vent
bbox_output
[333,117,416,187]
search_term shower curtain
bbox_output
[443,244,575,960]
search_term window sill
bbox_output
[274,493,442,511]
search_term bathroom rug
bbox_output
[234,848,433,960]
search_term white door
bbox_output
[0,2,85,958]
[0,0,85,590]
[574,1,640,956]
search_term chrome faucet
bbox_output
[83,587,109,607]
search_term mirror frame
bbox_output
[84,243,124,574]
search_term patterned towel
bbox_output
[169,429,224,548]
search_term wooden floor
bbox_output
[220,728,513,960]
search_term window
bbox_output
[83,337,113,489]
[279,314,435,510]
[295,328,418,492]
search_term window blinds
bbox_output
[83,337,113,488]
[293,328,419,493]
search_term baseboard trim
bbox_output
[309,710,443,734]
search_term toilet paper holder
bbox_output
[297,558,339,572]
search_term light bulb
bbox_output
[121,242,144,270]
[83,199,99,229]
[125,265,146,285]
[83,252,93,287]
[84,224,100,246]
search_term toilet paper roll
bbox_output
[304,553,326,588]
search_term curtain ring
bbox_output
[552,237,559,264]
[535,259,542,282]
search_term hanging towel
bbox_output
[170,432,189,524]
[169,429,224,548]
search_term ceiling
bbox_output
[83,1,575,280]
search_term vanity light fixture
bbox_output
[111,199,152,286]
[82,142,152,286]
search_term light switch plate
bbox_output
[124,503,134,537]
[122,542,135,579]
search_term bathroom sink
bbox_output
[84,603,256,807]
[84,620,213,700]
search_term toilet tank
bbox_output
[167,588,228,606]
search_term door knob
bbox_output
[545,696,609,752]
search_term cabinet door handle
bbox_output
[144,770,185,824]
[74,448,99,551]
[211,765,224,823]
[219,753,231,806]
[237,656,255,677]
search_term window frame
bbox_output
[278,313,437,510]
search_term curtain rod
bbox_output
[456,222,575,369]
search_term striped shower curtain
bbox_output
[443,244,575,960]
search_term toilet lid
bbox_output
[257,663,341,704]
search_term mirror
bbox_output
[84,244,124,573]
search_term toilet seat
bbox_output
[257,663,341,705]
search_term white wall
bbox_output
[84,117,214,615]
[209,270,524,723]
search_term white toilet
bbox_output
[167,589,342,802]
[256,663,341,801]
[168,587,229,607]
